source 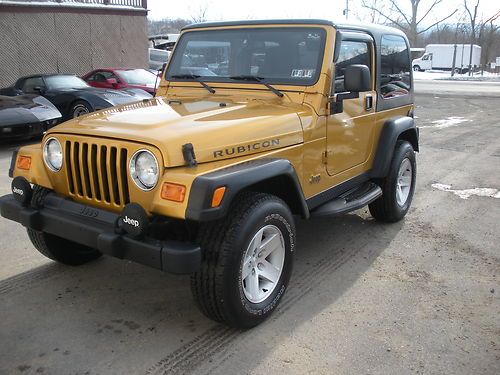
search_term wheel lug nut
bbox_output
[257,263,263,270]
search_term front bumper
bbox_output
[0,193,201,274]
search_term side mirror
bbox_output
[33,86,45,94]
[344,64,371,93]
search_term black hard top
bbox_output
[182,19,335,30]
[181,19,407,39]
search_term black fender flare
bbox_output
[371,116,419,178]
[185,158,309,222]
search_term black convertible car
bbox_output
[0,94,61,141]
[0,74,151,122]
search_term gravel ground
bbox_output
[0,91,499,375]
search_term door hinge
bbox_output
[322,150,328,164]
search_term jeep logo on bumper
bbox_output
[120,203,148,238]
[213,139,280,158]
[12,187,24,196]
[122,215,140,228]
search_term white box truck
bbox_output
[412,44,481,73]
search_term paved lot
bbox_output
[0,87,499,374]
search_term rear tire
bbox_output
[369,141,416,222]
[27,186,102,265]
[190,192,295,329]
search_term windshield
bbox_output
[166,27,326,86]
[117,69,157,85]
[46,75,89,90]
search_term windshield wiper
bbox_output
[228,75,284,97]
[170,74,215,94]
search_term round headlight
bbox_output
[130,150,159,190]
[43,137,63,172]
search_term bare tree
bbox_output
[361,0,458,46]
[477,9,500,66]
[464,0,480,75]
[356,0,386,24]
[190,3,209,23]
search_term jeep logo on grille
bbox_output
[123,215,140,228]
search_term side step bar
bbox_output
[311,183,382,217]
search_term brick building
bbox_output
[0,0,148,88]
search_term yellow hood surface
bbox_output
[49,97,308,167]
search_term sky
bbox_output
[146,0,500,25]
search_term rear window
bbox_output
[380,35,411,99]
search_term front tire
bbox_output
[27,186,102,265]
[369,141,416,222]
[413,65,421,72]
[191,192,295,328]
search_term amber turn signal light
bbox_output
[211,186,226,208]
[16,155,31,170]
[161,182,186,202]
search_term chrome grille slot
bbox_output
[65,141,130,207]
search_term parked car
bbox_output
[82,68,159,95]
[0,94,61,141]
[0,74,151,121]
[149,48,170,70]
[2,20,418,329]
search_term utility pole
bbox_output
[343,0,349,20]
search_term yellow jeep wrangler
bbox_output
[1,20,418,328]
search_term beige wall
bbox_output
[0,11,148,88]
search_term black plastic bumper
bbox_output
[0,193,201,274]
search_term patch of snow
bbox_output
[414,70,500,82]
[432,183,500,200]
[419,116,471,129]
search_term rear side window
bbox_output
[335,40,371,93]
[380,35,411,99]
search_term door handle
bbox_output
[365,94,373,111]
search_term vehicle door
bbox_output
[421,53,432,70]
[326,33,376,176]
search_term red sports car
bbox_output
[82,68,159,94]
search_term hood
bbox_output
[62,87,152,104]
[0,94,61,126]
[49,97,308,167]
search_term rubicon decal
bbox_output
[213,139,280,158]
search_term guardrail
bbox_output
[2,0,148,8]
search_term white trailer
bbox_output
[412,44,481,73]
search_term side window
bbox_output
[334,40,371,93]
[91,71,114,82]
[22,77,45,93]
[380,35,411,99]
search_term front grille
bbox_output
[65,141,130,207]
